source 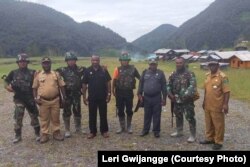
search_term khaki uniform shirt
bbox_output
[32,70,65,99]
[204,70,230,111]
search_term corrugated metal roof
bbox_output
[181,54,193,59]
[197,50,207,53]
[215,51,250,59]
[210,54,221,60]
[154,48,172,54]
[174,49,190,53]
[232,54,250,61]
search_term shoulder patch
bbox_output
[219,71,226,78]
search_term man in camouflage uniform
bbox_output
[112,52,140,134]
[4,53,40,143]
[167,57,197,143]
[56,52,86,137]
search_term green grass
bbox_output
[1,57,249,103]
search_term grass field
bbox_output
[0,57,249,103]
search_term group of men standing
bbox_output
[4,52,230,150]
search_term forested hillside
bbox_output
[0,0,127,57]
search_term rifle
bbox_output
[134,99,144,113]
[171,101,175,128]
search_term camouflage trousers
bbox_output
[63,95,81,119]
[173,102,196,133]
[13,98,40,130]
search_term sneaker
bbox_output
[53,131,64,141]
[199,140,215,144]
[212,144,223,150]
[40,134,49,144]
[170,131,183,137]
[87,133,96,139]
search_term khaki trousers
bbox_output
[205,109,225,144]
[39,97,60,135]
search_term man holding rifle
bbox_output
[56,51,86,138]
[4,53,40,143]
[167,57,197,143]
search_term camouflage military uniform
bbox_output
[57,66,85,133]
[5,68,40,143]
[113,64,140,134]
[167,69,197,140]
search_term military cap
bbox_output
[65,51,77,61]
[16,53,29,63]
[119,52,131,61]
[41,57,51,63]
[148,58,158,64]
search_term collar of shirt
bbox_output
[90,65,102,71]
[41,70,52,74]
[210,70,220,78]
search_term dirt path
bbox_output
[0,87,249,166]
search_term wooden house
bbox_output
[230,54,250,69]
[214,51,250,63]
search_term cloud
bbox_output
[22,0,215,41]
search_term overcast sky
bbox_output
[24,0,215,42]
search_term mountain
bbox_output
[0,0,127,57]
[133,0,250,51]
[132,24,177,52]
[165,0,250,50]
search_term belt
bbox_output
[144,92,161,97]
[41,96,58,101]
